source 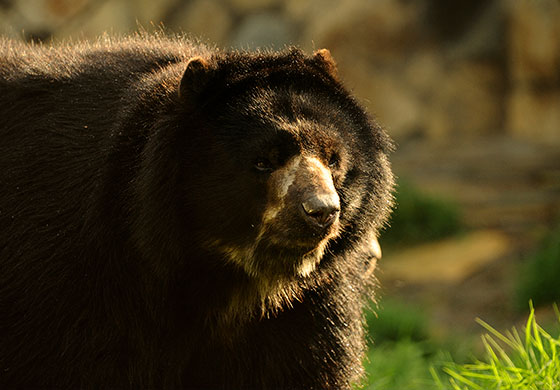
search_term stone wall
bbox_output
[507,0,560,143]
[1,0,558,144]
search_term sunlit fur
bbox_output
[0,34,394,389]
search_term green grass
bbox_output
[363,182,560,389]
[362,341,440,390]
[433,303,560,390]
[516,225,560,310]
[365,298,429,345]
[381,179,463,248]
[362,302,560,390]
[361,298,441,390]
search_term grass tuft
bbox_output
[365,298,429,345]
[433,303,560,390]
[362,341,440,390]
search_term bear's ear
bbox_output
[313,49,338,79]
[178,57,215,104]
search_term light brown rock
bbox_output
[170,0,233,45]
[227,0,281,13]
[56,0,134,39]
[507,88,560,143]
[381,230,511,284]
[302,0,420,60]
[427,61,504,138]
[508,0,560,84]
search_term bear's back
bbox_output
[0,35,203,82]
[0,36,203,267]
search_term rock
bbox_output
[301,0,422,61]
[507,88,560,144]
[55,0,134,39]
[131,0,176,27]
[297,0,426,140]
[391,136,560,232]
[426,61,504,138]
[285,0,338,24]
[405,51,446,95]
[169,0,233,45]
[347,56,505,141]
[446,0,506,61]
[508,0,560,85]
[0,6,22,37]
[506,0,560,145]
[381,230,511,284]
[1,0,61,39]
[227,0,281,13]
[46,0,88,19]
[346,63,423,141]
[231,12,295,50]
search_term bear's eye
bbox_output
[254,159,273,172]
[328,154,340,169]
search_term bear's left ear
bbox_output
[178,57,215,104]
[313,49,338,79]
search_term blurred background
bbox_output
[2,0,559,388]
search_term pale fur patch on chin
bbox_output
[205,238,260,278]
[207,234,317,322]
[211,277,306,339]
[297,239,329,277]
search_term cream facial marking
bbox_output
[262,155,302,224]
[276,155,301,199]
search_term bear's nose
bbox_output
[301,193,340,228]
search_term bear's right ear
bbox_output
[313,49,338,79]
[178,57,215,104]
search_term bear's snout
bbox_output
[262,155,341,246]
[293,156,340,235]
[301,192,340,229]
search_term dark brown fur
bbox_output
[0,34,394,389]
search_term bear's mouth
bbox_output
[209,226,336,280]
[204,183,344,281]
[250,240,326,278]
[267,231,336,252]
[250,225,340,277]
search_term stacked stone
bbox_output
[0,0,558,144]
[507,0,560,144]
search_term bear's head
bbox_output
[169,49,394,284]
[132,48,394,313]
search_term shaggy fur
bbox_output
[0,35,394,389]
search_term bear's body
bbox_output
[0,35,394,389]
